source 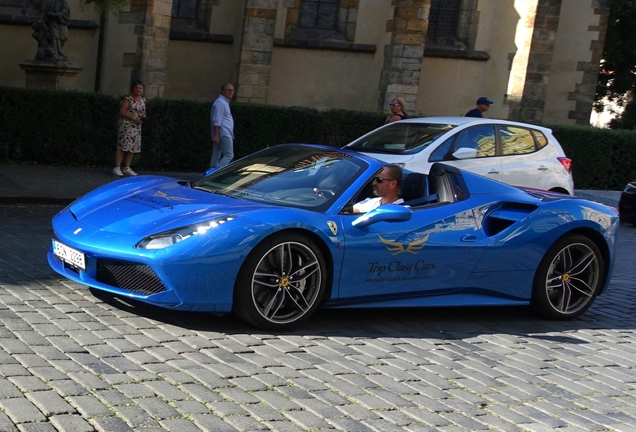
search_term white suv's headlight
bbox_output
[136,216,236,250]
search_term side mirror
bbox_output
[453,147,477,160]
[352,204,412,228]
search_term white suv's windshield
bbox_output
[347,123,455,155]
[192,146,367,210]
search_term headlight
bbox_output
[136,215,236,250]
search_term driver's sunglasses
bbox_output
[374,176,393,183]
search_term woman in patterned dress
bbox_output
[113,81,146,176]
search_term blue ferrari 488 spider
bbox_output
[49,144,619,329]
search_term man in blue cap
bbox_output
[465,97,493,118]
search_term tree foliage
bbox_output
[596,0,636,129]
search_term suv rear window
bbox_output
[347,123,455,155]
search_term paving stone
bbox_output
[89,416,134,431]
[114,383,156,398]
[100,373,132,385]
[190,413,239,431]
[158,371,197,385]
[288,376,329,392]
[7,376,49,392]
[136,397,180,419]
[183,368,229,389]
[122,350,161,365]
[237,352,281,368]
[144,380,190,401]
[92,389,133,406]
[265,366,304,379]
[179,383,224,403]
[275,384,313,400]
[0,378,23,398]
[225,414,271,431]
[123,334,160,349]
[45,337,86,353]
[283,409,331,429]
[171,400,211,415]
[178,336,218,350]
[116,405,161,428]
[66,372,111,390]
[104,338,142,353]
[25,391,75,416]
[66,395,113,417]
[296,367,339,384]
[0,398,47,423]
[311,389,350,406]
[241,403,287,422]
[0,364,30,377]
[0,412,16,431]
[252,390,299,411]
[30,345,68,361]
[15,422,58,432]
[377,408,422,426]
[326,417,374,431]
[261,420,307,432]
[47,414,93,431]
[159,418,203,432]
[46,359,85,374]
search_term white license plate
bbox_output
[52,240,86,271]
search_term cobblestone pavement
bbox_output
[1,203,635,432]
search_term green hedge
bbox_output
[549,124,636,190]
[1,86,635,189]
[0,86,384,172]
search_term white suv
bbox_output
[344,116,574,195]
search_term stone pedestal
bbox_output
[19,60,83,90]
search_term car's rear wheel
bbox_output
[233,232,327,330]
[531,234,604,320]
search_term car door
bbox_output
[498,125,554,189]
[430,125,503,182]
[336,202,488,302]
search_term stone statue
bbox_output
[31,0,71,61]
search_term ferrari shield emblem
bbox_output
[327,221,338,235]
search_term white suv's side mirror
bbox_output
[453,147,478,160]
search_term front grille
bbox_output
[96,259,167,295]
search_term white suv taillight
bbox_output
[557,157,572,173]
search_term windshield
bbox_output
[192,146,367,210]
[347,122,455,154]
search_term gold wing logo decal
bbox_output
[154,190,194,201]
[379,233,430,255]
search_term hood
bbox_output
[69,176,266,235]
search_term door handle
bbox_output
[537,166,548,171]
[487,169,500,174]
[461,234,477,242]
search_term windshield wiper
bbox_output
[193,185,217,194]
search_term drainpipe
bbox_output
[94,12,105,92]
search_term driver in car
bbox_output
[353,164,404,213]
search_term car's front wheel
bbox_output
[233,232,327,330]
[531,234,605,320]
